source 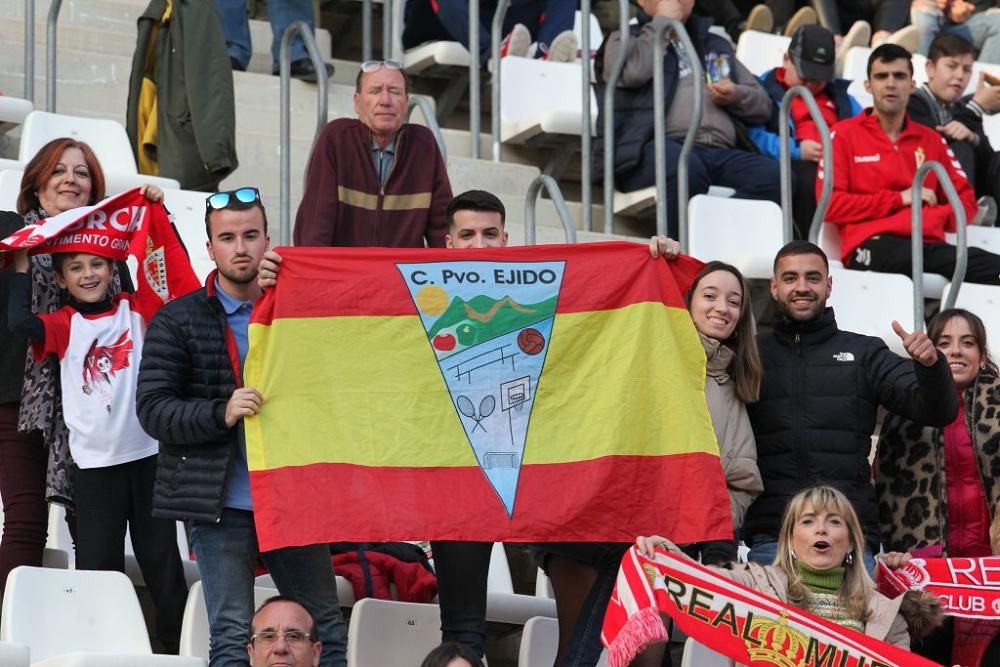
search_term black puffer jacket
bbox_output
[137,272,240,521]
[744,308,958,550]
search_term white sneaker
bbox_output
[500,23,531,58]
[836,20,871,77]
[544,30,579,63]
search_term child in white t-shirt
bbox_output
[8,248,187,651]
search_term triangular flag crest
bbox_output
[397,260,565,516]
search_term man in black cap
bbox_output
[749,24,862,238]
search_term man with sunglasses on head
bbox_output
[137,187,348,667]
[294,60,453,249]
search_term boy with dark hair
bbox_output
[908,32,1000,222]
[750,25,862,236]
[7,237,187,651]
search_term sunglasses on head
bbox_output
[360,59,403,73]
[206,187,260,212]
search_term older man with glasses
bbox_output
[137,188,348,667]
[294,60,453,249]
[248,596,322,667]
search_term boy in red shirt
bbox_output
[819,43,1000,284]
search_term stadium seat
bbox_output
[688,194,784,279]
[0,566,203,666]
[178,580,277,660]
[345,598,441,667]
[0,170,21,210]
[483,543,557,624]
[680,637,735,667]
[0,96,33,134]
[946,225,1000,253]
[940,281,1000,344]
[734,31,790,77]
[0,159,21,173]
[17,111,179,193]
[254,574,356,608]
[612,185,735,219]
[534,568,554,599]
[827,266,916,356]
[123,523,201,589]
[499,58,597,144]
[518,616,558,667]
[44,504,74,568]
[0,641,29,667]
[487,542,514,593]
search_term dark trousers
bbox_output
[0,403,47,596]
[620,139,782,239]
[430,540,493,658]
[402,0,576,65]
[845,234,1000,285]
[817,0,909,34]
[72,455,188,653]
[791,159,818,239]
[681,539,738,565]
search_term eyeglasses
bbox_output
[250,629,313,646]
[360,59,403,73]
[206,187,260,213]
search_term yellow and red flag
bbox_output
[244,242,730,550]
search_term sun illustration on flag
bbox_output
[397,260,566,517]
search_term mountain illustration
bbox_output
[427,294,558,343]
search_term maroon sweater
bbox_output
[294,118,452,247]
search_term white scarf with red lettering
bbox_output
[878,556,1000,619]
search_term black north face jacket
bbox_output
[744,308,957,550]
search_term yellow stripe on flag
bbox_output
[244,303,714,471]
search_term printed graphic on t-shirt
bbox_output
[81,331,133,413]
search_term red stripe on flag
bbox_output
[250,453,731,551]
[250,243,701,325]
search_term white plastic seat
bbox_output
[688,194,784,279]
[680,637,735,667]
[0,159,22,174]
[123,523,200,589]
[534,567,554,599]
[345,599,441,667]
[178,581,278,660]
[254,574,356,608]
[486,542,514,594]
[482,543,557,624]
[734,30,790,77]
[17,111,178,192]
[940,281,1000,344]
[0,97,33,133]
[0,170,23,211]
[0,641,29,667]
[946,225,1000,252]
[828,266,916,356]
[518,616,558,667]
[1,566,203,666]
[500,58,597,143]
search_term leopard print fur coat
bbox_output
[876,371,1000,553]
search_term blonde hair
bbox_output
[774,486,874,622]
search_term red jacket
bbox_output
[332,551,437,603]
[817,110,976,263]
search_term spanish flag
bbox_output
[245,242,731,550]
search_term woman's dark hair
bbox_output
[420,642,484,667]
[686,261,763,403]
[18,137,105,215]
[928,308,998,376]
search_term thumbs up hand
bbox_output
[892,320,939,367]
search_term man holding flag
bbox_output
[135,187,347,667]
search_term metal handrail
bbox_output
[46,0,63,112]
[602,0,630,234]
[580,0,592,232]
[779,86,832,244]
[383,0,393,60]
[25,0,34,102]
[524,174,578,245]
[490,0,512,162]
[469,1,480,159]
[407,97,448,161]
[279,21,328,246]
[911,161,968,330]
[362,0,372,61]
[653,18,702,251]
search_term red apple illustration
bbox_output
[433,333,456,351]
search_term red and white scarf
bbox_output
[601,547,940,667]
[878,556,1000,620]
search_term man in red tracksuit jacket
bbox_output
[818,43,1000,285]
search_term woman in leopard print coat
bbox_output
[876,309,1000,557]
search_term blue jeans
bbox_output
[912,8,1000,64]
[746,534,877,576]
[190,509,347,667]
[212,0,314,70]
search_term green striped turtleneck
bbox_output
[795,562,865,632]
